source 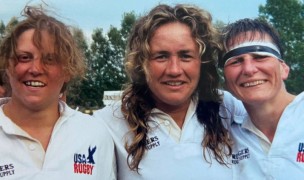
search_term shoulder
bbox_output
[93,104,131,141]
[93,104,123,121]
[220,90,245,114]
[219,90,247,124]
[63,104,113,137]
[284,91,304,114]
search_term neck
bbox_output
[3,100,60,150]
[156,101,191,129]
[245,92,295,142]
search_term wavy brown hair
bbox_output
[0,5,86,93]
[122,4,232,172]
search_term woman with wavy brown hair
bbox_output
[0,5,115,179]
[94,4,244,179]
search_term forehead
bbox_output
[151,22,192,39]
[149,22,197,51]
[16,29,55,52]
[228,31,273,50]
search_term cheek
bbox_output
[224,70,236,89]
[224,67,238,80]
[6,68,17,82]
[188,61,201,76]
[146,62,162,81]
[49,66,66,78]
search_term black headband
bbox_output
[220,45,281,68]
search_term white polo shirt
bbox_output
[0,98,116,180]
[230,92,304,179]
[94,91,245,180]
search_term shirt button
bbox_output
[164,120,170,126]
[29,144,36,151]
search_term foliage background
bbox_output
[0,0,303,109]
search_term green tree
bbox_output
[89,28,113,106]
[0,17,19,44]
[5,17,18,33]
[214,20,227,89]
[0,21,5,42]
[76,12,136,108]
[259,0,304,94]
[66,27,91,107]
[107,12,137,89]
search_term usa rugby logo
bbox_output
[296,143,304,162]
[74,146,96,175]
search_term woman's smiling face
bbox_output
[147,22,201,111]
[7,29,69,110]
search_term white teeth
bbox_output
[242,80,265,87]
[25,81,45,87]
[166,82,183,86]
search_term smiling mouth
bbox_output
[241,80,266,87]
[165,81,184,86]
[24,81,46,87]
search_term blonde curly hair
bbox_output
[122,4,232,172]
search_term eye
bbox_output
[252,54,269,61]
[179,50,199,62]
[16,53,33,63]
[43,54,57,65]
[225,58,243,66]
[156,54,168,59]
[180,53,193,61]
[151,53,169,62]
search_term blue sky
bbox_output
[0,0,266,40]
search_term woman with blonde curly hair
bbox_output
[0,5,115,179]
[94,4,244,179]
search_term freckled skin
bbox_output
[7,29,69,111]
[224,32,289,106]
[148,22,201,112]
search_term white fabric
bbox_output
[230,92,304,179]
[229,41,280,53]
[225,41,281,66]
[151,99,196,143]
[94,90,246,180]
[0,98,116,180]
[242,116,271,154]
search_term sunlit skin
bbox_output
[224,33,290,107]
[0,86,6,97]
[147,22,201,127]
[6,29,69,111]
[3,29,70,150]
[223,32,295,141]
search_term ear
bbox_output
[280,61,290,80]
[64,74,71,83]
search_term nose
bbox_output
[241,56,258,76]
[166,55,182,76]
[28,58,44,75]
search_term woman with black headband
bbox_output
[220,18,303,179]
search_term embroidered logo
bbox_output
[232,147,250,164]
[0,164,15,178]
[145,136,160,150]
[74,146,96,175]
[296,142,304,162]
